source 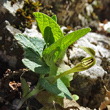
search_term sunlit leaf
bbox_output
[33,12,63,46]
[43,28,91,75]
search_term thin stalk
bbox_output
[16,82,43,110]
[56,69,72,80]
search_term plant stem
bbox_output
[56,69,72,80]
[16,82,43,110]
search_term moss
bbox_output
[11,0,17,6]
[15,0,41,31]
[63,26,73,35]
[13,0,56,31]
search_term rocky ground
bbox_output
[0,0,110,110]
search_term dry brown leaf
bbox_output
[63,98,91,110]
[63,98,79,109]
[9,81,21,91]
[36,91,91,110]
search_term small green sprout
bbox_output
[14,12,95,109]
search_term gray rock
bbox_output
[0,0,24,69]
[68,32,110,79]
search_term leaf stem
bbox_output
[56,69,72,80]
[15,82,43,110]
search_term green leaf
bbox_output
[56,79,73,100]
[14,34,50,74]
[48,48,67,75]
[51,15,57,22]
[39,78,73,100]
[43,28,91,67]
[21,77,29,97]
[72,94,79,101]
[33,12,63,46]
